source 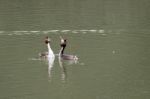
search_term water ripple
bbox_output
[0,29,106,36]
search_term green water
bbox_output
[0,31,150,99]
[0,0,150,30]
[0,0,150,99]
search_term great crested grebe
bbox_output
[39,36,55,58]
[59,36,78,60]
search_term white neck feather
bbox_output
[59,47,63,56]
[47,43,54,57]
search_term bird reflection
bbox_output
[41,55,78,82]
[58,56,79,82]
[58,56,67,82]
[47,56,55,81]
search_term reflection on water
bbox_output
[43,55,78,82]
[58,56,79,82]
[47,56,55,81]
[58,56,67,82]
[0,0,150,98]
[0,31,150,99]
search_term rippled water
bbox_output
[0,30,150,99]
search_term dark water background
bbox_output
[0,0,150,99]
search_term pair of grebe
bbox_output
[39,36,78,60]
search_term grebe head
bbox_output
[45,36,51,44]
[60,38,67,48]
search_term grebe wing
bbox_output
[61,54,78,60]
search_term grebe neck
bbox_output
[59,47,64,56]
[47,43,51,51]
[47,43,54,57]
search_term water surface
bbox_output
[0,0,150,99]
[0,30,150,99]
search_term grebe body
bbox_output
[59,36,78,60]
